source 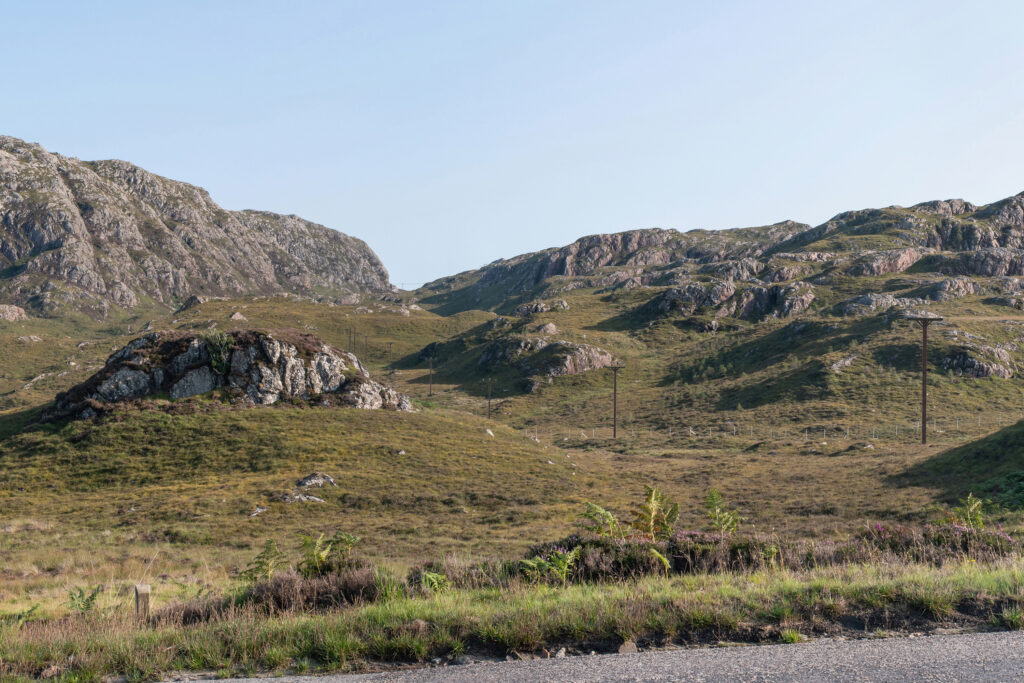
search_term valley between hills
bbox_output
[4,136,1024,679]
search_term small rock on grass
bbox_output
[618,640,638,654]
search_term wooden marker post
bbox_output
[135,584,151,623]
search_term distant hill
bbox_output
[415,194,1024,315]
[0,136,393,316]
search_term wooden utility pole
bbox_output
[609,364,625,438]
[487,377,493,419]
[906,314,942,445]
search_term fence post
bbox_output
[135,584,150,623]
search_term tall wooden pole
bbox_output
[921,320,928,445]
[487,377,492,419]
[907,315,941,445]
[610,365,624,438]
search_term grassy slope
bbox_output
[3,277,1024,615]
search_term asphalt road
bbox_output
[217,631,1024,682]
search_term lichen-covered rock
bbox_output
[46,329,411,420]
[0,304,27,321]
[846,249,923,277]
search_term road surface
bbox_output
[213,630,1024,682]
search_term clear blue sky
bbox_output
[4,1,1024,287]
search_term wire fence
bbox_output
[520,412,1024,448]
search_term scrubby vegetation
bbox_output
[3,486,1022,680]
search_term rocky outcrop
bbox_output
[942,345,1014,379]
[841,293,929,316]
[0,136,392,315]
[643,281,736,316]
[0,304,27,321]
[513,299,569,317]
[846,249,922,277]
[936,248,1024,278]
[698,258,763,281]
[297,472,337,488]
[762,263,805,283]
[527,342,615,377]
[478,337,614,378]
[920,277,985,301]
[46,329,411,420]
[736,283,815,320]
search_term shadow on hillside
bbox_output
[890,421,1024,509]
[714,360,828,410]
[661,315,889,387]
[0,406,52,441]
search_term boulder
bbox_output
[514,301,550,316]
[229,311,247,321]
[297,472,337,488]
[0,304,27,322]
[936,248,1024,277]
[536,322,558,335]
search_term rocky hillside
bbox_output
[415,192,1024,317]
[47,329,411,420]
[0,136,392,316]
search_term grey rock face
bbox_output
[170,366,220,399]
[937,248,1024,277]
[842,293,929,316]
[736,283,815,320]
[96,367,153,402]
[846,249,923,277]
[698,258,763,281]
[0,136,392,316]
[922,277,985,301]
[479,337,614,378]
[645,281,736,316]
[47,329,411,419]
[942,346,1014,378]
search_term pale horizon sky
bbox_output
[4,0,1024,287]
